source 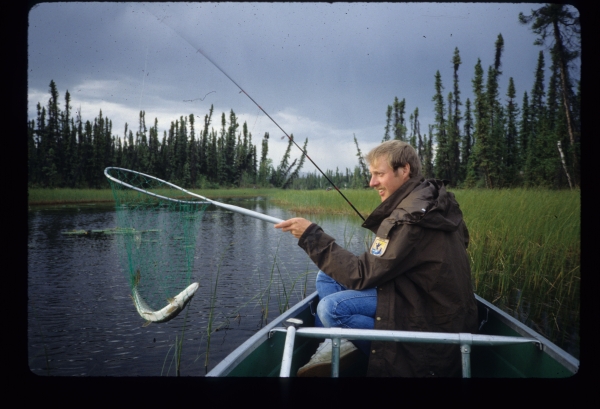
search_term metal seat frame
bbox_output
[271,324,541,378]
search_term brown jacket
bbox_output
[298,176,479,377]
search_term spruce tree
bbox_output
[423,125,434,178]
[518,91,531,180]
[224,110,239,185]
[432,71,449,181]
[72,108,82,186]
[273,134,293,187]
[258,132,271,187]
[485,63,503,187]
[137,111,150,174]
[460,98,473,184]
[207,128,218,184]
[62,90,75,187]
[92,111,107,187]
[383,105,392,142]
[282,138,308,189]
[188,114,198,188]
[44,81,61,186]
[148,118,160,177]
[412,107,423,164]
[519,4,580,185]
[28,119,37,186]
[450,47,462,185]
[525,51,547,186]
[199,105,213,178]
[504,78,520,186]
[159,131,168,181]
[467,59,490,187]
[235,122,250,186]
[33,103,47,185]
[393,97,407,141]
[353,134,370,188]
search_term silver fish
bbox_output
[131,271,199,327]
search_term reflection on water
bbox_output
[27,199,372,376]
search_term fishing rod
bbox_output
[147,7,365,222]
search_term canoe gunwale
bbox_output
[474,294,579,375]
[207,292,579,377]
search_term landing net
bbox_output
[105,167,209,316]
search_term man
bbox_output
[275,140,478,377]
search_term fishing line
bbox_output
[249,105,263,135]
[144,4,365,221]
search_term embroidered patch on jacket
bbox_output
[370,237,389,256]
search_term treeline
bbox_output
[27,80,307,189]
[28,5,580,191]
[264,5,581,191]
[378,4,580,189]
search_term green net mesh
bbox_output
[105,168,209,315]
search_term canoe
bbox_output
[206,291,579,378]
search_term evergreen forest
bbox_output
[28,4,580,190]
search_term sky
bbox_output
[27,2,582,174]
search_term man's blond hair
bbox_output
[365,140,422,178]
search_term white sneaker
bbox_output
[297,339,359,377]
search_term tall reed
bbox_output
[454,188,580,351]
[203,244,230,374]
[29,303,51,375]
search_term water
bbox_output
[27,198,373,376]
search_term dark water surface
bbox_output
[27,198,373,376]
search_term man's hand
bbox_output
[274,218,313,239]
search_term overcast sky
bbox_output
[27,2,581,174]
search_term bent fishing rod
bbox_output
[147,8,365,222]
[199,51,365,222]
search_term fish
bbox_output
[131,270,199,327]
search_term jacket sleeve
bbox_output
[298,220,423,290]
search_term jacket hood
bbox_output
[362,177,464,234]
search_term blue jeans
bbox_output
[314,271,377,355]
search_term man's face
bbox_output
[369,159,410,202]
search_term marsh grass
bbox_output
[159,297,193,376]
[255,238,313,324]
[28,187,281,205]
[273,263,312,314]
[202,243,230,374]
[271,189,380,217]
[29,188,116,205]
[454,188,580,352]
[29,303,51,375]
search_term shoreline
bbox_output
[27,187,281,206]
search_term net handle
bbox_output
[104,167,284,224]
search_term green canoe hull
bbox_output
[207,292,578,378]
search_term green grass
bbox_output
[454,188,580,350]
[270,189,380,217]
[27,187,282,205]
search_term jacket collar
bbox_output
[362,175,425,232]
